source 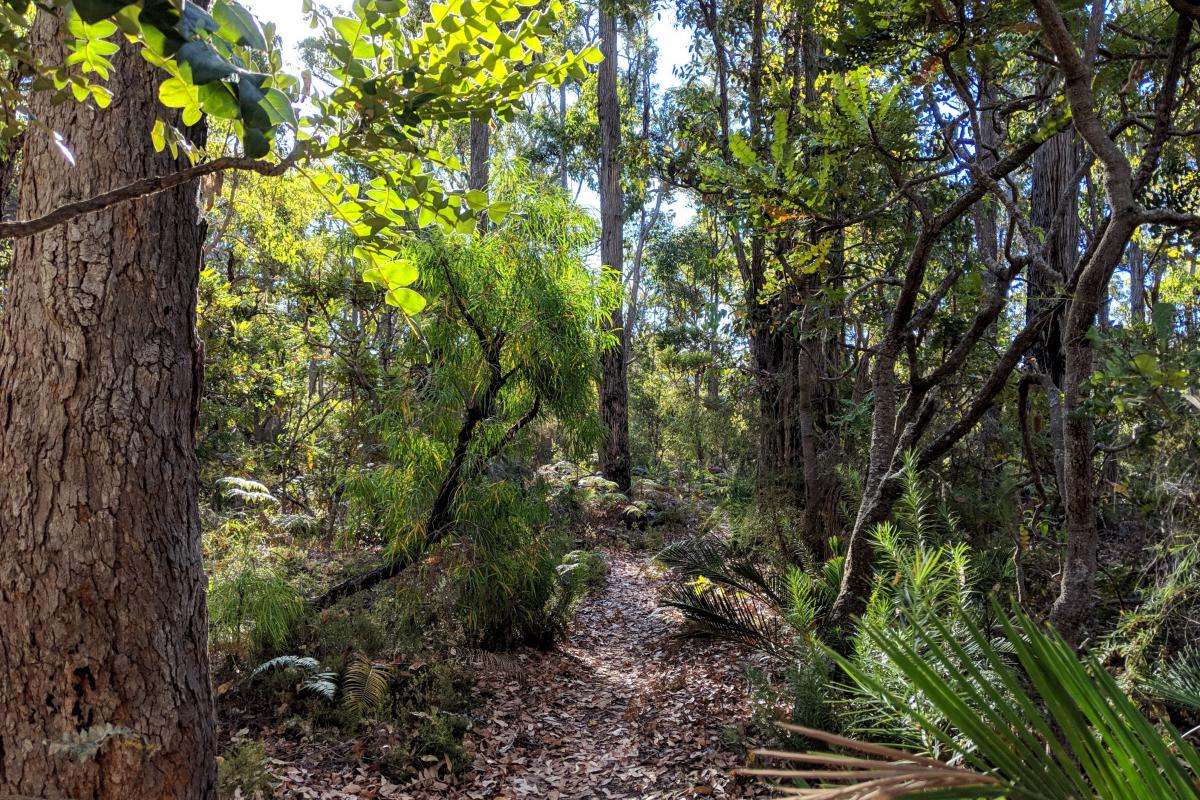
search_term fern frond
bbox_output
[250,655,321,680]
[341,655,393,717]
[299,673,339,701]
[218,476,280,508]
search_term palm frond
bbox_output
[746,604,1200,799]
[737,722,1006,798]
[656,536,784,605]
[660,581,788,657]
[1144,649,1200,712]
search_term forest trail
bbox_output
[271,547,764,799]
[436,549,762,800]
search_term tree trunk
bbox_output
[0,11,215,799]
[1050,218,1137,642]
[1128,239,1146,322]
[1027,129,1078,387]
[469,113,490,194]
[597,7,631,493]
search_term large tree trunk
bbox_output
[0,11,215,799]
[597,7,631,493]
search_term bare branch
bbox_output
[0,150,305,239]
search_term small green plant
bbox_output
[217,741,276,799]
[1144,648,1200,713]
[206,518,305,657]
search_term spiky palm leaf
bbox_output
[659,581,789,657]
[656,536,785,605]
[1144,648,1200,713]
[743,605,1200,799]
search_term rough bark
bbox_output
[469,114,490,194]
[1127,239,1146,322]
[0,10,216,799]
[597,7,631,493]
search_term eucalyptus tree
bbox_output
[597,0,632,492]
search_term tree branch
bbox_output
[0,150,304,239]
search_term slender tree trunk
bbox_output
[1032,2,1193,645]
[1051,218,1137,641]
[972,75,1003,495]
[597,6,631,493]
[1128,239,1146,322]
[558,82,569,191]
[0,11,215,798]
[469,113,490,194]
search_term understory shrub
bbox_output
[658,454,1005,750]
[206,518,305,658]
[217,740,276,799]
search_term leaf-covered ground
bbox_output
[264,549,766,799]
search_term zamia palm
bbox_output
[742,606,1200,799]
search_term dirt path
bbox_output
[270,549,764,799]
[432,549,761,800]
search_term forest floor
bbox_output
[261,547,769,799]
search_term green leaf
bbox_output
[73,0,130,25]
[259,87,297,127]
[332,15,364,44]
[199,82,240,119]
[386,287,427,314]
[158,77,199,109]
[243,127,270,158]
[362,258,418,288]
[176,40,238,85]
[150,119,166,152]
[212,1,267,50]
[89,84,112,108]
[729,133,758,168]
[487,201,512,225]
[1132,353,1159,376]
[236,75,271,130]
[465,189,488,210]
